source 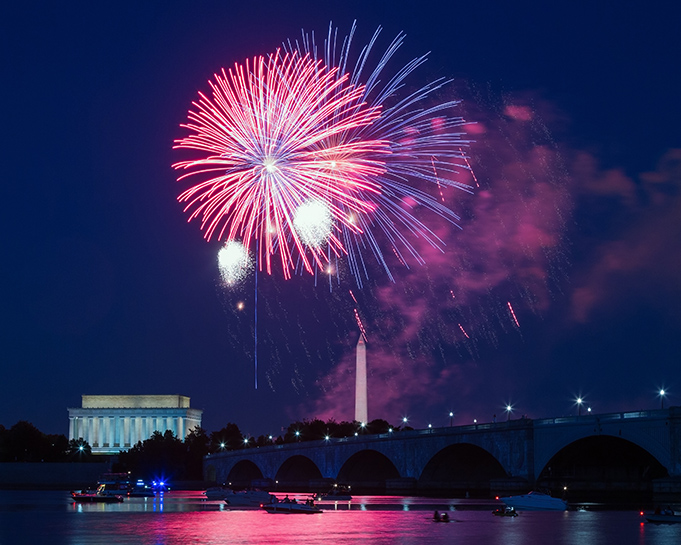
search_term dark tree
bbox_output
[67,438,92,459]
[118,430,186,481]
[184,427,210,480]
[367,419,393,434]
[5,421,50,462]
[210,423,243,452]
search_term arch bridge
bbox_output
[204,407,681,499]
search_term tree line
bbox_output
[0,421,94,462]
[1,418,406,482]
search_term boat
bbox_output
[96,473,133,496]
[129,479,156,497]
[204,486,231,501]
[433,511,451,522]
[223,489,277,508]
[315,484,352,501]
[262,498,322,514]
[645,509,681,523]
[71,484,124,503]
[493,506,518,517]
[500,491,567,511]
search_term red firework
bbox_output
[173,50,388,277]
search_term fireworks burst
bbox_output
[217,241,251,285]
[174,23,473,286]
[174,50,386,278]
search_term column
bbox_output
[124,417,130,447]
[178,416,184,439]
[103,417,109,447]
[135,416,142,446]
[69,417,75,441]
[93,416,100,447]
[108,417,115,447]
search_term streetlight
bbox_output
[659,389,666,409]
[576,397,583,416]
[505,404,513,421]
[449,412,454,427]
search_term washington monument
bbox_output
[355,334,368,424]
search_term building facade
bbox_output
[68,395,203,455]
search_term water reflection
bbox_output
[1,491,680,545]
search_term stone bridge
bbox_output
[204,407,681,499]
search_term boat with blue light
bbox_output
[500,491,567,511]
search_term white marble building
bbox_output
[68,395,203,454]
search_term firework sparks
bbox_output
[507,301,520,328]
[288,23,474,284]
[175,24,474,285]
[293,199,333,248]
[174,50,387,278]
[217,241,251,285]
[354,308,368,342]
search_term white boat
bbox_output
[223,489,277,508]
[204,487,231,501]
[315,484,352,501]
[500,491,567,511]
[645,510,681,524]
[262,498,322,514]
[71,484,124,503]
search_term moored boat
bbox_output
[223,489,277,508]
[493,506,518,517]
[262,498,322,514]
[500,491,567,511]
[204,486,231,501]
[315,484,352,502]
[71,484,124,503]
[645,508,681,524]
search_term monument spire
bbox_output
[355,333,368,424]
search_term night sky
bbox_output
[2,2,680,438]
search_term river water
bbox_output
[1,490,680,544]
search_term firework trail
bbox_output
[174,24,473,286]
[507,301,520,328]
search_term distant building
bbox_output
[68,395,203,455]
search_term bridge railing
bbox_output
[534,408,665,426]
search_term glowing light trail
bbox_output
[458,323,470,339]
[507,301,520,328]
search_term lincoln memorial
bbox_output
[68,395,203,454]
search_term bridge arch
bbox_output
[337,449,400,492]
[537,435,669,501]
[274,455,323,491]
[226,459,264,488]
[534,423,673,480]
[419,443,507,496]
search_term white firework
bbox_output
[293,200,333,248]
[218,241,251,285]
